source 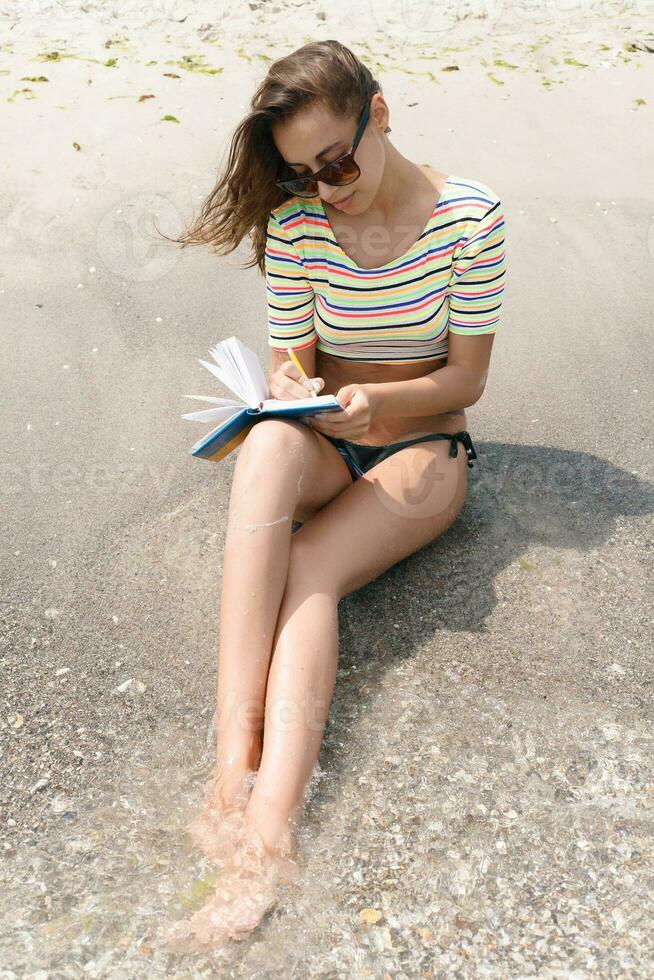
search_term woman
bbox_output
[165,39,506,951]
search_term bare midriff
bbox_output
[313,165,465,447]
[316,350,466,446]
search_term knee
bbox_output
[237,419,309,472]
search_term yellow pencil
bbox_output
[286,347,317,398]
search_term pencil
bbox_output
[286,347,317,398]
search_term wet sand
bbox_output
[1,1,654,975]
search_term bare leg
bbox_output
[242,568,338,854]
[245,437,470,853]
[164,438,469,951]
[210,419,352,812]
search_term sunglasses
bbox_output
[275,99,371,199]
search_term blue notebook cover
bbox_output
[182,337,344,462]
[186,399,343,462]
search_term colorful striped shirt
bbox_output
[264,175,506,364]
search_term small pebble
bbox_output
[112,678,146,695]
[29,777,50,795]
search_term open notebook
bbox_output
[181,336,343,461]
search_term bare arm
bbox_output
[268,344,317,383]
[362,333,495,418]
[268,343,323,401]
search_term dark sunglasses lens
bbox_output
[280,177,318,197]
[278,154,360,197]
[321,157,359,184]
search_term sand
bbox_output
[1,1,653,975]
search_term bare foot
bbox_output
[185,762,256,865]
[209,757,258,814]
[161,826,300,953]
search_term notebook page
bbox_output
[227,337,268,406]
[197,358,243,399]
[260,394,341,412]
[214,341,250,403]
[183,395,242,406]
[181,404,242,424]
[206,344,251,402]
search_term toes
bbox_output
[226,895,278,940]
[161,917,225,954]
[162,879,279,953]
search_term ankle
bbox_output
[215,734,262,774]
[205,768,255,817]
[238,821,300,886]
[243,812,299,862]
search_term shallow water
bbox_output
[4,670,654,976]
[2,0,653,974]
[2,723,329,975]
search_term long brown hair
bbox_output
[170,40,389,275]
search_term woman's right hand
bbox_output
[268,359,325,401]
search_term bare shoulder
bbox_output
[417,164,450,195]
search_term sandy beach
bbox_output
[1,0,653,975]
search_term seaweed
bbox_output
[7,87,36,102]
[167,54,223,76]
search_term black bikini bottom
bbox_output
[317,430,478,482]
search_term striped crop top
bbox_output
[264,175,506,365]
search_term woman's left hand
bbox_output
[307,383,379,441]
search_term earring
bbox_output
[385,125,392,134]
